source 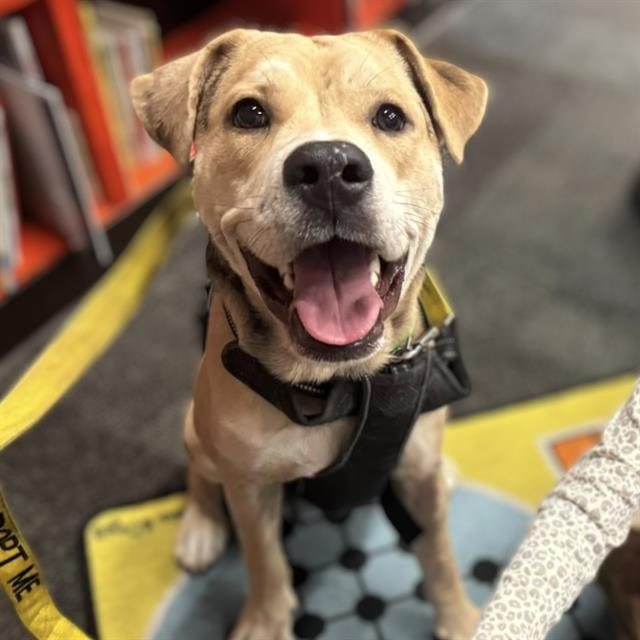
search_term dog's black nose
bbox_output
[283,141,373,210]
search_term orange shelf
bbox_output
[352,0,407,29]
[130,152,180,199]
[0,151,181,301]
[0,0,35,14]
[97,152,182,227]
[0,222,67,301]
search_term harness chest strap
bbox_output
[220,270,471,542]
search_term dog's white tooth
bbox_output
[283,273,294,291]
[370,271,379,287]
[370,255,381,276]
[279,263,293,278]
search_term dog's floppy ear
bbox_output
[130,29,249,164]
[373,30,488,164]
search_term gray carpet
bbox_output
[1,1,639,637]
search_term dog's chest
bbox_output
[194,363,355,482]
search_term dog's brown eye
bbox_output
[373,103,406,132]
[232,98,269,129]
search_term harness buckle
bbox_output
[390,313,455,362]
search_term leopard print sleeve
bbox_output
[473,379,640,640]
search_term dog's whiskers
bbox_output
[365,62,398,87]
[394,188,431,196]
[256,50,277,93]
[233,215,257,227]
[209,202,259,211]
[350,46,374,84]
[393,199,431,213]
[245,225,271,249]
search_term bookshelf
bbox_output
[12,222,67,288]
[0,0,186,304]
[0,0,406,352]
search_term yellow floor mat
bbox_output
[85,375,636,640]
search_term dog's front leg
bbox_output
[392,408,478,640]
[176,402,230,572]
[225,480,297,640]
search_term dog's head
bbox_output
[131,29,486,376]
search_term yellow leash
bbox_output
[0,180,192,639]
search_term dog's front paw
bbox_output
[435,601,480,640]
[175,501,228,573]
[228,593,296,640]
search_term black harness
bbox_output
[217,272,471,544]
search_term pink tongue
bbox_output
[292,240,382,346]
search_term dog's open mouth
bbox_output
[243,239,406,361]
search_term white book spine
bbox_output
[0,106,19,292]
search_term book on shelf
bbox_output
[0,64,112,265]
[0,15,44,81]
[3,14,105,204]
[0,2,170,299]
[68,108,105,204]
[94,1,162,70]
[79,1,134,171]
[80,1,163,172]
[0,100,20,293]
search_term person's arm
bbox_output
[473,380,640,640]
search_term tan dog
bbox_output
[131,28,487,640]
